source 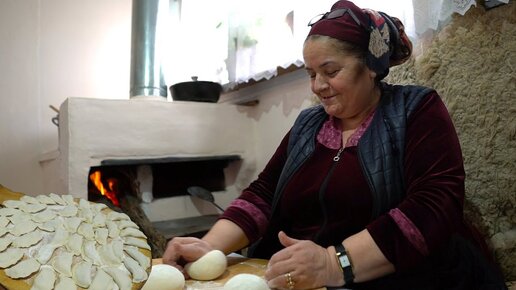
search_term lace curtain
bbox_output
[165,0,486,88]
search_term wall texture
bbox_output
[386,2,515,280]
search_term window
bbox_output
[164,0,478,88]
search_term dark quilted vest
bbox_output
[271,83,434,219]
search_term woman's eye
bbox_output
[326,70,338,77]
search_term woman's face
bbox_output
[303,37,379,123]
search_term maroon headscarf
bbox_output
[307,0,412,80]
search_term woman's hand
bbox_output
[162,237,213,277]
[265,232,343,289]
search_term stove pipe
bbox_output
[130,0,168,98]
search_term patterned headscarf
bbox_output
[307,0,412,80]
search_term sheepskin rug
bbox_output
[386,1,515,280]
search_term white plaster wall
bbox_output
[0,0,131,195]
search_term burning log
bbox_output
[89,168,167,258]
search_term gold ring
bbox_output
[285,272,295,289]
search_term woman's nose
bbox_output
[312,75,329,93]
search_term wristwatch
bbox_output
[334,243,355,285]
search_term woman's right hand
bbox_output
[162,237,213,277]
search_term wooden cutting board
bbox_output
[0,184,151,290]
[152,257,327,290]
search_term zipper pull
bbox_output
[333,147,345,162]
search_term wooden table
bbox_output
[153,257,327,290]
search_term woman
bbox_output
[163,1,506,289]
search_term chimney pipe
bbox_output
[130,0,168,99]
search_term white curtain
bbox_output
[168,0,486,88]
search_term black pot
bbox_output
[170,77,222,103]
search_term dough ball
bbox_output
[224,273,270,290]
[184,249,227,281]
[141,264,185,290]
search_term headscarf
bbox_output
[307,0,412,80]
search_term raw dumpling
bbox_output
[10,219,38,236]
[2,199,25,208]
[92,212,106,228]
[51,251,74,277]
[61,194,76,205]
[95,228,109,245]
[103,267,133,290]
[185,250,227,281]
[77,222,95,240]
[0,216,9,227]
[106,220,120,238]
[35,244,57,264]
[82,240,102,265]
[0,234,13,252]
[142,264,185,290]
[20,195,40,204]
[5,258,40,278]
[98,242,122,266]
[107,211,130,221]
[124,246,151,270]
[0,207,18,216]
[50,226,70,247]
[38,219,63,232]
[66,233,83,255]
[20,202,46,213]
[49,193,67,205]
[63,217,83,233]
[36,194,57,205]
[120,228,146,239]
[59,205,78,217]
[123,254,148,282]
[31,266,57,290]
[72,260,93,288]
[31,209,57,223]
[54,275,76,290]
[0,247,25,268]
[117,220,138,229]
[89,268,116,290]
[123,237,151,250]
[12,230,44,248]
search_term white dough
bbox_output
[106,220,120,238]
[224,273,270,290]
[20,195,40,204]
[2,199,25,208]
[98,242,123,266]
[31,209,57,223]
[95,228,109,245]
[82,239,102,265]
[20,202,45,213]
[59,205,78,217]
[36,194,57,205]
[9,219,38,236]
[63,216,83,233]
[141,264,185,290]
[185,250,227,281]
[66,233,83,255]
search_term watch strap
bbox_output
[335,243,355,285]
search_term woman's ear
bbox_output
[369,69,377,80]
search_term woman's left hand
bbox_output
[265,231,343,289]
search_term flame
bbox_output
[89,170,120,207]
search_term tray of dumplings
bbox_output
[0,187,151,290]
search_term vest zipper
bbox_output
[313,147,344,243]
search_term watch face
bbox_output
[339,254,351,268]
